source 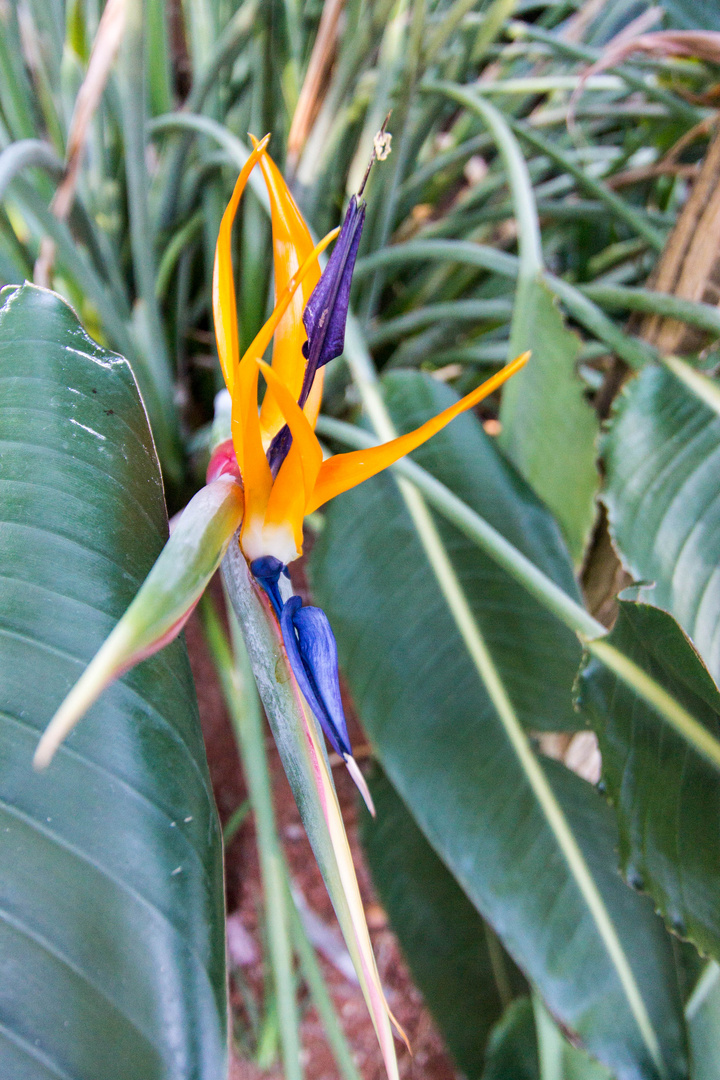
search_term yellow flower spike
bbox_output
[250,136,324,440]
[306,352,530,513]
[212,134,271,398]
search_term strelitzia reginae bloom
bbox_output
[34,133,528,1080]
[34,133,528,792]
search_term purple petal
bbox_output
[300,195,366,402]
[266,197,366,478]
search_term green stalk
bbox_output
[421,81,543,280]
[584,638,720,774]
[315,412,601,640]
[507,22,699,124]
[201,595,303,1080]
[368,298,513,347]
[0,139,64,202]
[222,799,250,844]
[146,0,173,116]
[357,237,656,369]
[533,994,564,1080]
[287,878,364,1080]
[155,210,204,301]
[156,0,259,230]
[580,283,720,339]
[118,0,182,480]
[509,121,667,252]
[148,114,270,210]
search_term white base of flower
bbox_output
[241,517,299,565]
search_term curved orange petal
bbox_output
[306,353,530,513]
[212,134,271,398]
[235,360,273,544]
[251,140,323,440]
[257,359,324,553]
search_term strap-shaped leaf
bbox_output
[602,363,720,682]
[577,599,720,963]
[310,371,687,1080]
[0,284,226,1079]
[361,767,526,1079]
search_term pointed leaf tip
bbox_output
[35,477,244,768]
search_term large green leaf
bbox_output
[687,966,720,1080]
[499,275,599,564]
[334,369,583,733]
[0,284,226,1079]
[482,999,539,1080]
[482,995,616,1080]
[602,365,720,682]
[360,766,526,1079]
[310,372,687,1080]
[576,599,720,964]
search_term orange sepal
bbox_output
[306,353,530,513]
[252,139,322,442]
[257,359,324,551]
[212,134,270,397]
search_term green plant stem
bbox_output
[355,238,657,369]
[148,113,270,210]
[422,80,543,279]
[581,283,720,339]
[118,0,182,481]
[0,139,63,203]
[155,210,204,301]
[509,121,667,252]
[223,799,251,844]
[341,322,665,1076]
[507,22,699,124]
[156,0,259,229]
[662,355,720,417]
[287,877,364,1080]
[533,993,564,1080]
[368,298,513,346]
[686,962,720,1022]
[201,594,303,1080]
[584,638,720,774]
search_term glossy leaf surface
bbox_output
[361,767,526,1079]
[0,285,226,1079]
[602,364,720,682]
[325,370,583,732]
[482,999,539,1080]
[499,275,599,564]
[687,966,720,1080]
[310,372,687,1080]
[577,599,720,963]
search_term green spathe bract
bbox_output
[0,284,226,1078]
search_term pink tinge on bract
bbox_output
[207,439,242,484]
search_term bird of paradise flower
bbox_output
[35,132,528,1078]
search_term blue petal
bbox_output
[280,596,352,759]
[250,556,287,617]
